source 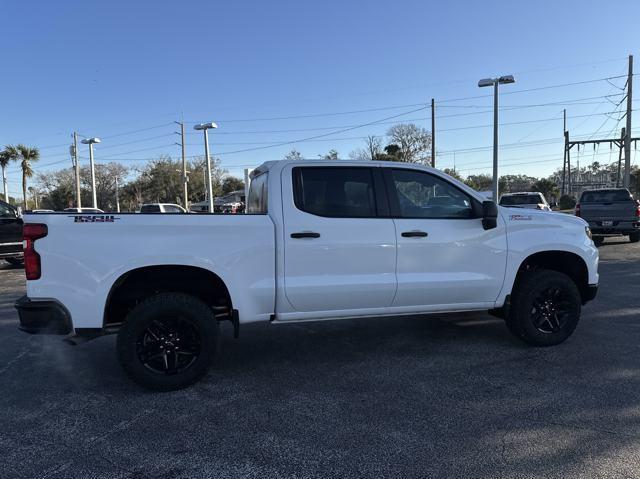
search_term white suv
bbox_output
[139,203,187,213]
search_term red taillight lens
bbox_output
[575,204,581,217]
[23,224,47,281]
[636,202,640,217]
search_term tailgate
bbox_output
[580,202,636,221]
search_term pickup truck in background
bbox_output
[0,199,24,265]
[15,160,599,391]
[575,188,640,246]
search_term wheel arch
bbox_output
[103,265,233,329]
[514,250,590,304]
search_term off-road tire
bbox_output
[117,292,220,391]
[506,269,581,347]
[629,232,640,243]
[593,237,604,247]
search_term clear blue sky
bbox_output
[2,0,639,197]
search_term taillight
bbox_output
[575,203,581,217]
[636,202,640,217]
[23,224,47,280]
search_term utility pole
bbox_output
[562,110,567,195]
[114,175,120,213]
[566,130,572,195]
[175,121,189,209]
[624,54,633,188]
[73,132,81,209]
[617,127,626,187]
[430,98,436,168]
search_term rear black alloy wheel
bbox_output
[137,317,202,375]
[117,293,219,391]
[506,269,581,346]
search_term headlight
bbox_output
[585,226,592,239]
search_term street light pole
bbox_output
[478,75,515,202]
[89,142,97,208]
[115,175,120,213]
[194,122,218,213]
[492,81,499,203]
[203,128,214,213]
[81,137,101,209]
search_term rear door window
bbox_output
[293,167,378,218]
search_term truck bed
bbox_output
[25,213,276,328]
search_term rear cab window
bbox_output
[580,190,633,203]
[247,173,268,214]
[499,194,544,206]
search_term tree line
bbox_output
[3,122,639,211]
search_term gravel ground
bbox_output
[1,237,639,478]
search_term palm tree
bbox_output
[16,145,40,209]
[0,145,18,203]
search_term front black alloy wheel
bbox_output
[117,293,219,391]
[506,269,581,346]
[530,287,573,334]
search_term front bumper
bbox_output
[15,295,73,335]
[583,284,598,304]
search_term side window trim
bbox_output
[382,168,481,219]
[291,166,389,219]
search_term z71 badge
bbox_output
[71,215,119,223]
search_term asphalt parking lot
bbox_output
[1,240,639,479]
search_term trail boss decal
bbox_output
[509,214,532,221]
[70,215,119,223]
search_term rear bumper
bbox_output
[588,220,640,235]
[15,295,73,335]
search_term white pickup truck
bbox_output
[16,160,599,390]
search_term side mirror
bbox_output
[482,200,498,230]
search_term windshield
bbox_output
[500,194,543,206]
